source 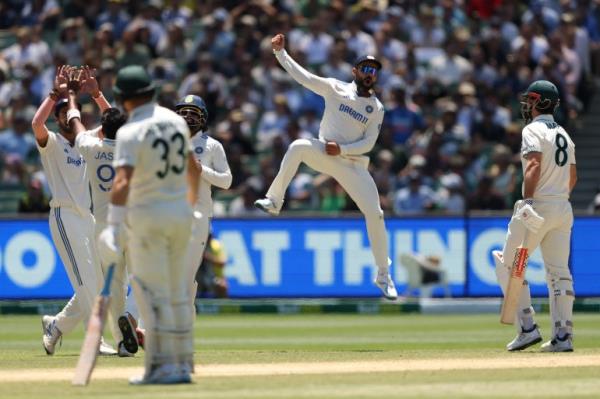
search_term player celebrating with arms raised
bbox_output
[495,80,577,352]
[254,33,396,299]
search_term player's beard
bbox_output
[355,75,375,93]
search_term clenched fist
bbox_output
[325,141,341,156]
[272,33,285,51]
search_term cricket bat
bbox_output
[500,232,530,325]
[72,264,115,386]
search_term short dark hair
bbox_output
[101,108,127,140]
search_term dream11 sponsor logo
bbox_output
[0,231,56,289]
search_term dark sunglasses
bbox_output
[360,65,378,76]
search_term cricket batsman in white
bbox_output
[494,80,577,352]
[98,65,200,384]
[175,95,232,307]
[254,33,396,299]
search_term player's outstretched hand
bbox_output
[272,33,285,51]
[54,65,70,94]
[80,65,100,97]
[67,67,84,93]
[325,141,341,156]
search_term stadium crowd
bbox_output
[0,0,598,215]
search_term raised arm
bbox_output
[32,65,69,147]
[201,142,232,189]
[272,33,332,97]
[81,66,111,113]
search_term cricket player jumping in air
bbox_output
[495,80,577,352]
[254,33,396,299]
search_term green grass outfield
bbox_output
[1,313,599,399]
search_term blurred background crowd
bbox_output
[0,0,599,216]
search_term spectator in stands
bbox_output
[1,27,51,78]
[0,112,37,162]
[18,178,49,213]
[394,171,436,215]
[468,175,506,210]
[96,0,130,39]
[384,82,425,147]
[0,1,597,214]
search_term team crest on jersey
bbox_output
[195,146,204,154]
[366,105,374,113]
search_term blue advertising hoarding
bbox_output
[0,217,599,299]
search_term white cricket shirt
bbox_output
[191,132,232,217]
[274,49,385,165]
[521,114,576,200]
[76,127,115,224]
[37,130,90,214]
[114,103,192,210]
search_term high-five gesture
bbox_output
[272,33,285,51]
[67,67,84,93]
[80,65,101,98]
[53,65,70,95]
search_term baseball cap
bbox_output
[354,55,382,70]
[113,65,155,99]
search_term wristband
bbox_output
[49,89,60,101]
[66,109,81,124]
[107,204,127,225]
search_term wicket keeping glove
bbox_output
[516,199,544,234]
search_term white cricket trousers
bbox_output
[267,138,390,269]
[127,205,193,372]
[497,199,574,334]
[184,212,210,306]
[48,207,102,334]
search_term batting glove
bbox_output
[516,199,544,234]
[98,224,121,265]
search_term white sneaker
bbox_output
[254,198,279,215]
[41,315,62,355]
[506,325,542,351]
[99,338,117,356]
[118,341,135,357]
[374,270,398,300]
[129,364,190,385]
[540,335,574,352]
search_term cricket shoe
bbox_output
[374,269,398,300]
[118,313,139,354]
[506,325,542,351]
[254,198,279,215]
[41,315,62,355]
[118,341,135,357]
[99,338,118,356]
[129,364,191,385]
[540,334,574,352]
